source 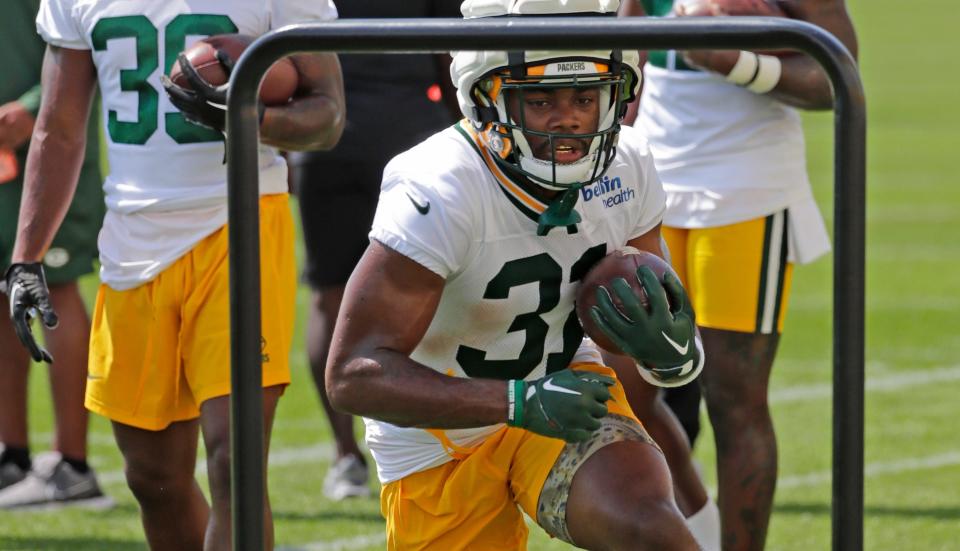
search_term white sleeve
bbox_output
[369,177,473,279]
[629,147,667,240]
[270,0,339,28]
[36,0,87,50]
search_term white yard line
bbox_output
[770,364,960,404]
[778,451,960,489]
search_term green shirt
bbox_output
[1,0,100,179]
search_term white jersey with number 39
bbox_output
[36,0,337,289]
[363,122,667,483]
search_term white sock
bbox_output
[685,498,721,551]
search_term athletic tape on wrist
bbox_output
[507,379,525,425]
[725,50,759,86]
[726,51,782,94]
[746,54,782,94]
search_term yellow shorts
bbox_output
[663,210,794,334]
[86,194,296,430]
[380,363,653,550]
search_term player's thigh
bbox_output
[180,194,296,406]
[685,211,794,334]
[292,157,383,288]
[380,429,545,551]
[87,276,192,431]
[112,418,201,487]
[522,363,662,545]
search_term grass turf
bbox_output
[2,0,958,548]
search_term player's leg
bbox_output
[199,386,284,551]
[566,440,697,550]
[84,237,213,542]
[701,328,779,551]
[113,419,209,548]
[685,211,793,551]
[522,362,699,550]
[607,351,708,517]
[182,194,297,549]
[290,154,379,499]
[44,282,91,464]
[0,184,32,486]
[0,292,31,488]
[663,382,703,446]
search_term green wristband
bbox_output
[507,379,526,427]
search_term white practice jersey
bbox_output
[365,123,666,483]
[37,0,337,289]
[638,64,830,264]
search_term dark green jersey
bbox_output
[1,0,100,176]
[641,0,675,16]
[637,0,698,71]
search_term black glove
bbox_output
[3,263,57,363]
[161,49,263,133]
[161,50,230,132]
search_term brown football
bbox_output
[169,34,298,106]
[575,247,677,355]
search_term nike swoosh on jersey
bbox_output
[542,378,582,395]
[405,192,430,215]
[661,331,689,355]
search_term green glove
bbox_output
[589,267,704,388]
[507,369,615,442]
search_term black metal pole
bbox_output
[226,17,865,551]
[225,41,273,551]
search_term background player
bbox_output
[6,0,344,548]
[286,0,462,501]
[621,0,859,549]
[326,1,705,548]
[0,0,106,508]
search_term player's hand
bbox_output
[589,268,704,387]
[0,101,36,150]
[507,369,614,442]
[2,263,57,363]
[161,50,231,132]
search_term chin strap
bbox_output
[537,185,584,236]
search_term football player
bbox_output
[620,0,860,549]
[5,0,344,548]
[286,0,463,502]
[326,0,703,548]
[0,0,106,509]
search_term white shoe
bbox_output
[322,455,371,501]
[0,452,114,510]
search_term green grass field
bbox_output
[2,0,959,548]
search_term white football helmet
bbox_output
[451,0,641,191]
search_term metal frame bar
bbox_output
[225,17,865,551]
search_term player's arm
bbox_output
[589,224,705,387]
[681,0,858,110]
[259,52,345,151]
[326,240,510,428]
[767,0,859,109]
[4,45,96,363]
[11,45,96,263]
[327,240,613,442]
